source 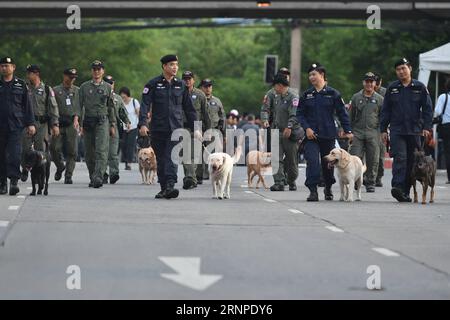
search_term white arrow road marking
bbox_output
[325,226,344,233]
[159,257,222,291]
[372,248,400,257]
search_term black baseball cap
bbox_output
[394,57,411,68]
[63,68,78,78]
[200,78,213,87]
[182,71,194,79]
[160,54,178,65]
[26,64,40,73]
[307,62,325,74]
[278,67,290,75]
[273,73,290,86]
[91,60,104,69]
[0,57,14,64]
[364,72,376,81]
[103,75,115,84]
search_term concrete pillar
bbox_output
[290,21,302,92]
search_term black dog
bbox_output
[23,141,51,196]
[410,149,436,204]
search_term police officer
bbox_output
[50,68,80,184]
[375,73,387,187]
[103,75,130,185]
[199,78,225,180]
[348,72,384,193]
[79,60,116,188]
[261,73,300,191]
[380,58,433,202]
[0,57,35,195]
[181,70,211,189]
[297,63,353,201]
[139,55,198,199]
[21,64,60,182]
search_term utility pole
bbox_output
[290,19,302,92]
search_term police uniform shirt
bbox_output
[53,84,80,117]
[0,77,34,131]
[297,85,351,139]
[380,79,433,135]
[139,75,197,133]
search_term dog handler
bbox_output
[297,63,353,202]
[0,57,36,195]
[380,58,433,202]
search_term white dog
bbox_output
[207,146,242,199]
[324,148,366,202]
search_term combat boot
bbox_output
[9,178,19,196]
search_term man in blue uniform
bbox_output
[138,55,198,199]
[0,57,36,195]
[380,58,433,202]
[297,63,353,201]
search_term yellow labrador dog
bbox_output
[324,148,366,202]
[208,146,242,199]
[138,147,157,185]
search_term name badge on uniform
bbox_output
[66,97,72,106]
[192,95,197,100]
[97,89,104,95]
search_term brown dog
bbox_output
[138,147,157,185]
[246,150,271,189]
[410,149,436,204]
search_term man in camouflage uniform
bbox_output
[103,75,130,185]
[181,71,211,189]
[200,78,225,181]
[261,73,300,191]
[50,68,80,184]
[21,64,59,182]
[79,60,116,188]
[348,72,384,192]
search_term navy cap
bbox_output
[91,60,104,69]
[26,64,40,73]
[200,78,213,87]
[0,57,14,64]
[394,57,410,68]
[63,68,78,77]
[103,75,115,84]
[307,62,325,74]
[182,71,194,79]
[160,54,178,65]
[272,73,289,86]
[364,72,376,81]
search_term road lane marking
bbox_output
[372,248,400,257]
[8,206,20,210]
[26,187,32,190]
[288,209,304,214]
[240,185,248,188]
[17,195,25,199]
[263,198,277,203]
[0,221,9,227]
[244,191,254,194]
[159,257,222,291]
[325,226,344,233]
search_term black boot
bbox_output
[20,169,28,182]
[391,187,411,202]
[54,165,65,181]
[64,177,73,184]
[110,175,120,184]
[270,184,285,191]
[324,186,333,201]
[288,183,297,191]
[164,184,179,199]
[155,188,166,199]
[103,173,109,184]
[183,178,196,190]
[9,178,19,196]
[93,176,103,188]
[307,187,319,202]
[0,180,7,195]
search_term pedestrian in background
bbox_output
[119,86,139,171]
[434,77,450,184]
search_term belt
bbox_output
[35,115,48,123]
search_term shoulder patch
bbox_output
[263,95,268,104]
[292,98,299,107]
[143,87,149,94]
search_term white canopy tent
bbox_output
[418,42,450,165]
[418,42,450,100]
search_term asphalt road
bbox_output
[0,162,449,299]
